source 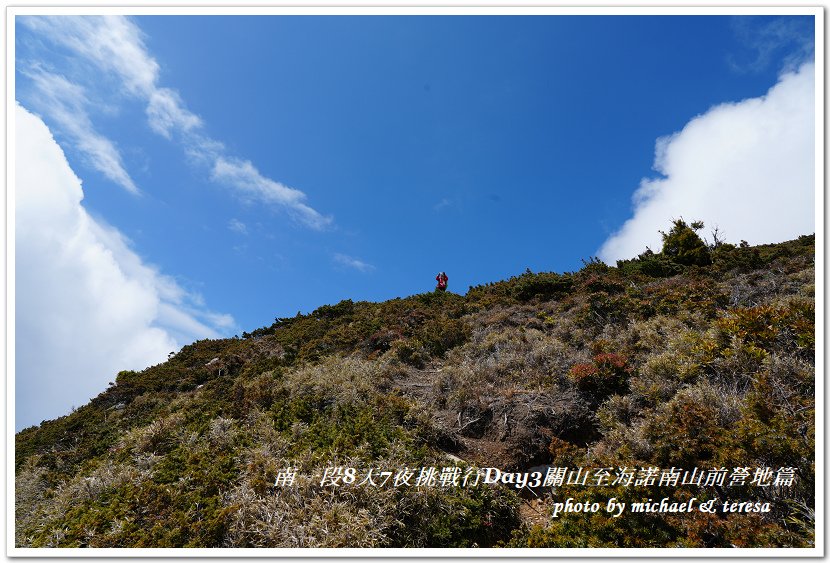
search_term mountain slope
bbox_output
[15,234,816,548]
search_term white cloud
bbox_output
[334,253,375,273]
[434,197,453,212]
[729,16,814,74]
[22,67,138,194]
[15,104,235,430]
[21,15,160,96]
[202,312,237,331]
[146,88,202,139]
[19,15,330,229]
[598,62,814,263]
[228,218,248,235]
[213,157,332,229]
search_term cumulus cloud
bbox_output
[15,104,235,430]
[333,253,375,273]
[599,62,814,263]
[19,15,330,229]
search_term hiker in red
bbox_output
[436,271,448,291]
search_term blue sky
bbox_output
[14,13,816,428]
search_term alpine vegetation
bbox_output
[16,227,815,548]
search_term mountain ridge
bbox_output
[15,231,816,548]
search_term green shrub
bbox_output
[616,248,683,278]
[660,219,711,266]
[513,272,574,302]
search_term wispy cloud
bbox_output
[22,66,138,194]
[433,197,453,212]
[213,157,332,229]
[598,62,814,263]
[334,253,375,273]
[146,87,202,139]
[228,218,248,235]
[21,15,159,96]
[19,15,330,229]
[16,104,236,429]
[729,16,814,74]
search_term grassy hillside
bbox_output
[15,231,815,548]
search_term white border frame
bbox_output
[5,3,824,559]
